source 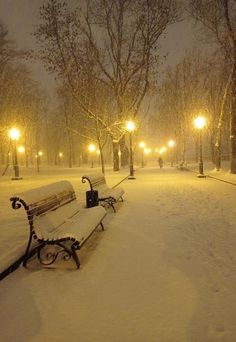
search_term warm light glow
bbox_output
[194,116,206,129]
[154,148,159,153]
[9,128,20,141]
[144,148,151,155]
[139,141,145,149]
[38,151,43,156]
[88,144,96,152]
[159,147,167,154]
[126,120,135,132]
[18,146,25,154]
[118,150,121,157]
[59,152,63,157]
[168,139,175,148]
[96,150,100,155]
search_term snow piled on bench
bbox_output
[1,166,236,341]
[11,180,74,205]
[0,167,127,274]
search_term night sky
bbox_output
[0,0,201,105]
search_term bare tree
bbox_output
[35,0,179,170]
[188,0,236,173]
[154,50,226,164]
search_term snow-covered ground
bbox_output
[0,165,128,273]
[185,161,236,185]
[0,164,236,342]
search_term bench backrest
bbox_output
[10,181,77,239]
[82,173,107,191]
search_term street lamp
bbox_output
[159,146,167,154]
[88,143,96,168]
[59,152,63,166]
[36,151,43,172]
[194,115,206,177]
[168,139,175,166]
[144,147,151,166]
[18,145,25,154]
[96,150,101,165]
[8,128,22,180]
[126,120,136,179]
[18,145,25,167]
[118,149,121,168]
[139,141,146,167]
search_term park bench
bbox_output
[82,173,124,212]
[10,180,106,269]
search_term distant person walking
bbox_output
[158,156,163,168]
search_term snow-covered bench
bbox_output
[82,173,124,212]
[10,180,106,269]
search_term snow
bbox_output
[82,172,125,201]
[0,164,236,341]
[0,166,127,272]
[186,161,236,185]
[10,180,74,205]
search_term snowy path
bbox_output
[0,167,236,342]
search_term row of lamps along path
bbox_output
[7,115,206,180]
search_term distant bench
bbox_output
[82,173,124,212]
[10,180,106,269]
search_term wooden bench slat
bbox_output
[82,173,125,212]
[10,180,106,269]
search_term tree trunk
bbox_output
[179,135,186,167]
[112,141,119,171]
[214,71,232,171]
[68,135,73,168]
[120,135,129,167]
[195,135,198,163]
[25,150,29,168]
[230,60,236,173]
[98,140,105,174]
[215,135,222,171]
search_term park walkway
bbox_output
[0,167,236,342]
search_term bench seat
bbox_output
[10,180,107,269]
[99,187,124,202]
[35,205,106,245]
[82,173,125,212]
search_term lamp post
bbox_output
[8,128,22,180]
[144,148,151,166]
[18,145,25,166]
[18,145,25,154]
[158,147,166,168]
[36,151,43,172]
[96,150,101,165]
[194,116,206,178]
[168,139,175,166]
[59,152,63,166]
[139,141,146,167]
[88,143,96,168]
[126,120,135,179]
[159,146,167,154]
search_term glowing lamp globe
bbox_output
[144,148,151,155]
[88,144,96,152]
[18,146,25,154]
[194,116,206,129]
[168,140,175,148]
[9,128,20,141]
[139,142,145,149]
[126,121,135,132]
